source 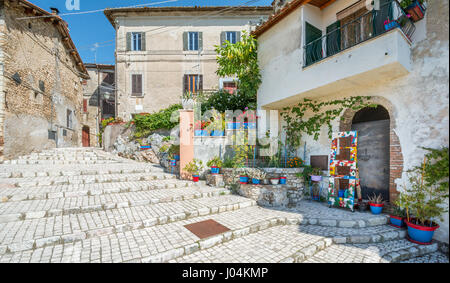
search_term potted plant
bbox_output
[311,182,321,201]
[279,175,287,185]
[400,148,448,244]
[389,202,407,228]
[183,159,204,182]
[208,113,225,137]
[270,177,280,185]
[310,167,323,182]
[400,0,426,22]
[247,168,267,185]
[168,144,180,161]
[194,120,210,136]
[368,193,384,215]
[207,156,223,175]
[238,169,249,184]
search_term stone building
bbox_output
[254,0,449,243]
[104,6,272,120]
[0,0,89,160]
[82,63,115,147]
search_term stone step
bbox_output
[302,239,439,263]
[0,180,198,201]
[0,165,164,179]
[2,172,177,188]
[0,197,259,258]
[0,186,231,221]
[399,252,449,263]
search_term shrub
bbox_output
[133,104,182,138]
[183,159,204,176]
[207,156,223,168]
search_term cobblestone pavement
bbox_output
[0,148,447,263]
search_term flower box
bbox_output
[279,177,287,185]
[227,122,240,130]
[192,175,200,182]
[389,215,406,228]
[270,178,280,185]
[210,130,224,137]
[140,145,152,150]
[252,178,260,185]
[405,1,425,22]
[384,20,400,31]
[195,130,209,136]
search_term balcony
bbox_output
[303,1,415,67]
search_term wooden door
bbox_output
[352,119,390,201]
[82,127,90,147]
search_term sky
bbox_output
[27,0,273,64]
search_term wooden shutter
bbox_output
[183,74,189,93]
[183,32,188,51]
[326,21,340,57]
[220,31,226,47]
[198,75,203,91]
[83,99,87,113]
[305,22,323,66]
[141,32,146,51]
[132,74,143,95]
[198,32,203,51]
[126,32,132,51]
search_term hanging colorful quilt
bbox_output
[328,131,358,212]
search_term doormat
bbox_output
[184,219,230,239]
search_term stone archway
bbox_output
[339,97,403,202]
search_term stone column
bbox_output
[179,110,194,180]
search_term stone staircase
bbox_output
[0,148,446,263]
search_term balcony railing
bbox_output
[303,0,415,67]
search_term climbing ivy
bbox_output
[280,96,376,152]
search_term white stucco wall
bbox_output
[257,0,449,243]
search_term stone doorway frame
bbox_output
[339,97,403,202]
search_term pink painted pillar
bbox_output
[179,110,194,180]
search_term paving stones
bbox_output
[0,148,444,263]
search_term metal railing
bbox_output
[303,0,415,67]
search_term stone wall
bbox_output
[0,2,86,159]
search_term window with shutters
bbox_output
[131,74,143,96]
[188,32,199,51]
[132,32,142,51]
[226,31,238,44]
[184,74,203,94]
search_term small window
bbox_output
[223,81,237,94]
[188,32,199,51]
[132,32,142,51]
[184,74,203,94]
[226,31,238,44]
[39,80,45,92]
[67,109,73,129]
[131,74,143,96]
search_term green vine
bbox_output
[280,96,376,152]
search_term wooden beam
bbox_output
[320,0,337,10]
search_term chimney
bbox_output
[50,7,60,15]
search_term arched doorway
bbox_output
[351,106,390,202]
[82,126,90,147]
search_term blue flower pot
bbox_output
[210,130,224,137]
[195,130,209,136]
[406,219,440,244]
[390,215,405,228]
[369,203,384,215]
[279,177,287,185]
[239,176,249,184]
[384,21,399,31]
[210,167,220,174]
[174,155,180,161]
[227,122,240,130]
[338,190,345,198]
[170,159,177,166]
[252,178,260,185]
[243,122,257,129]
